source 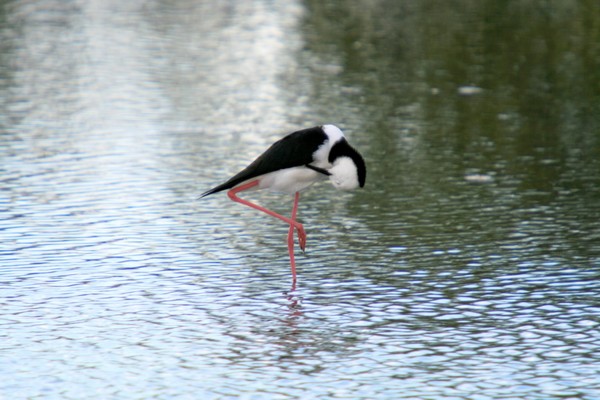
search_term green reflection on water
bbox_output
[297,0,600,264]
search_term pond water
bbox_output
[2,0,600,399]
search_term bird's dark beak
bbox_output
[305,164,331,176]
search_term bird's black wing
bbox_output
[201,126,327,197]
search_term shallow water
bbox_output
[2,1,600,399]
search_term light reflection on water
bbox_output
[2,0,600,399]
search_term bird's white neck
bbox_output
[322,124,345,144]
[329,156,360,190]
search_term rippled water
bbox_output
[2,1,600,399]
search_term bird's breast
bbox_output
[258,167,325,194]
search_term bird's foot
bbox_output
[296,224,306,252]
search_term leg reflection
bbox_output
[285,279,302,313]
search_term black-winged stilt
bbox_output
[201,124,366,283]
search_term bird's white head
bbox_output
[322,125,367,191]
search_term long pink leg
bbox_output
[227,181,306,280]
[287,192,302,281]
[289,192,306,248]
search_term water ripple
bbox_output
[2,0,600,399]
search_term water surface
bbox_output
[2,1,599,399]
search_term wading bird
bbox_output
[201,124,366,283]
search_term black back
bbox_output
[201,126,328,197]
